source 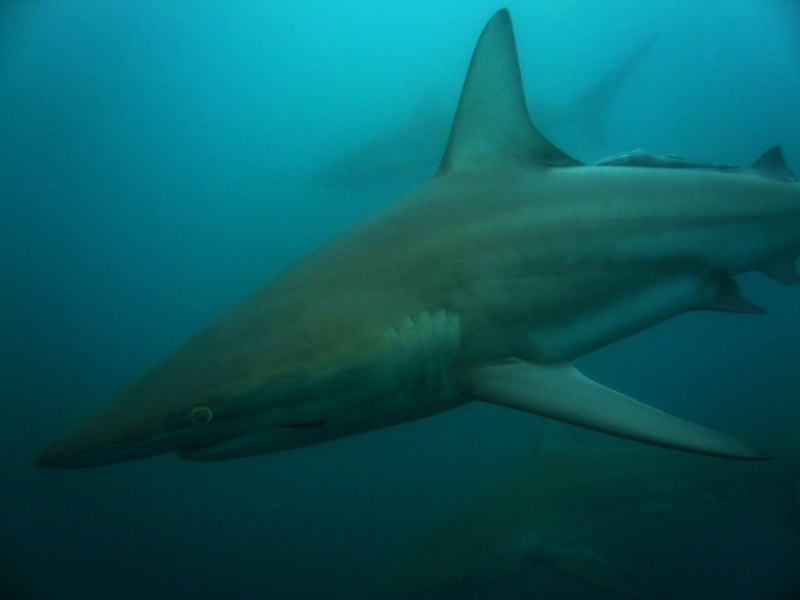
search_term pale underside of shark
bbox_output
[378,423,800,599]
[37,9,800,469]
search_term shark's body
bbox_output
[379,425,800,599]
[37,11,799,468]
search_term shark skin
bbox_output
[378,425,800,599]
[36,10,799,469]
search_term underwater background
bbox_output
[3,1,800,598]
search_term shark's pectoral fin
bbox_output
[461,359,769,460]
[541,544,673,600]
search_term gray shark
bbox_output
[379,424,800,599]
[37,9,799,469]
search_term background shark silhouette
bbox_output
[379,421,800,599]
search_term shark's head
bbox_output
[35,365,355,469]
[36,290,460,469]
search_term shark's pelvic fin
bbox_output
[699,274,765,314]
[438,10,580,175]
[748,145,798,182]
[461,359,770,460]
[541,544,674,600]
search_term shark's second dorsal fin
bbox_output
[748,146,798,182]
[438,10,580,175]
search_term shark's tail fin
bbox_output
[562,34,658,147]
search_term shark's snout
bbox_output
[35,442,106,469]
[35,431,162,469]
[36,423,105,468]
[35,402,177,469]
[36,438,81,469]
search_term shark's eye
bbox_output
[190,406,213,426]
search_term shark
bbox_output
[36,9,800,469]
[378,424,800,599]
[314,35,655,187]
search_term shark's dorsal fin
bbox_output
[438,10,580,175]
[748,146,798,182]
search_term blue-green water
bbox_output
[3,2,800,598]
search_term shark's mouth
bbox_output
[176,419,331,461]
